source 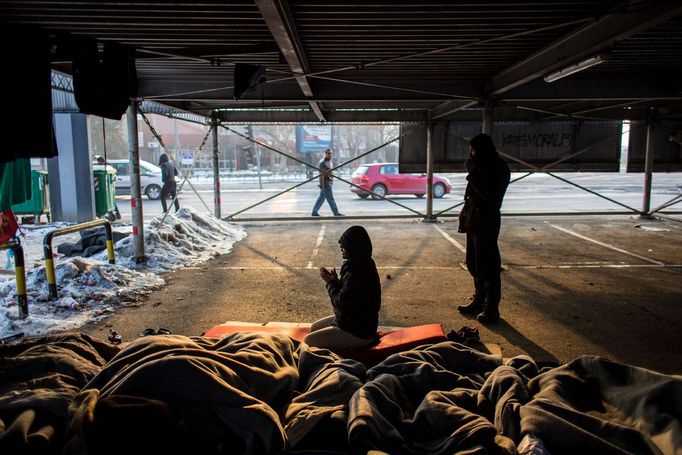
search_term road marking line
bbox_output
[433,224,466,253]
[307,225,326,269]
[549,224,665,265]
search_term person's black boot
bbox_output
[476,303,500,323]
[457,296,483,314]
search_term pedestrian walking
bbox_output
[159,153,180,213]
[311,148,343,216]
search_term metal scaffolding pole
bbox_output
[212,118,221,218]
[483,98,493,135]
[126,101,146,263]
[642,113,656,217]
[424,123,435,222]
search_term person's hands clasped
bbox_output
[320,266,338,283]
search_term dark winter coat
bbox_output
[326,226,381,339]
[159,154,178,186]
[458,138,510,234]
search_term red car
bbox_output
[350,163,452,199]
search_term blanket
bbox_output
[0,333,680,455]
[0,333,120,454]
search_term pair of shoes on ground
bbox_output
[108,329,123,345]
[311,213,345,216]
[140,327,172,337]
[447,325,480,343]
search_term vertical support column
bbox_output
[127,101,146,262]
[482,97,494,135]
[641,111,656,217]
[211,118,221,219]
[424,122,436,222]
[51,113,95,222]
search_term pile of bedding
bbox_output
[0,332,680,454]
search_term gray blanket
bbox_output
[1,333,680,454]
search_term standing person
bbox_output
[159,153,180,213]
[311,148,343,217]
[304,225,381,350]
[457,133,510,323]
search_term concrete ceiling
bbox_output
[2,0,682,123]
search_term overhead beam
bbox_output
[255,0,326,121]
[430,100,479,120]
[491,2,682,96]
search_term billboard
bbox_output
[399,120,622,173]
[296,125,332,153]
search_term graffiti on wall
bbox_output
[502,133,573,148]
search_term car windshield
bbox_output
[140,162,161,173]
[353,166,369,175]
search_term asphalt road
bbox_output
[114,172,682,223]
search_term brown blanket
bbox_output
[1,333,680,455]
[0,333,120,455]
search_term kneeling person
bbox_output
[305,226,381,350]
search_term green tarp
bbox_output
[0,158,31,210]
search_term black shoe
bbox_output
[457,297,483,314]
[311,213,320,216]
[476,307,500,323]
[334,213,345,217]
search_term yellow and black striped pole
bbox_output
[13,243,28,317]
[43,240,58,299]
[1,237,28,317]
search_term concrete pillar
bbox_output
[49,113,95,222]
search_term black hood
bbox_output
[469,133,498,163]
[338,225,373,258]
[159,154,169,164]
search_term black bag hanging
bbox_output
[73,38,137,120]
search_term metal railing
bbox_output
[43,219,115,299]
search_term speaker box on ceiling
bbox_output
[234,63,266,99]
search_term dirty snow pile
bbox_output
[0,207,246,339]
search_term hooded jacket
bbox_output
[326,226,381,339]
[459,134,510,234]
[159,154,178,185]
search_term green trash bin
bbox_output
[11,170,51,223]
[93,166,118,220]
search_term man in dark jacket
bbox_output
[159,153,180,213]
[457,134,510,323]
[305,225,381,349]
[311,148,343,217]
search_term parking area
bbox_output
[82,215,682,374]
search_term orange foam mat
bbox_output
[203,321,447,361]
[203,322,311,342]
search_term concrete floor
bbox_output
[82,214,682,375]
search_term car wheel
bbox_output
[415,193,425,198]
[358,193,369,199]
[433,183,446,198]
[145,184,161,200]
[371,184,387,199]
